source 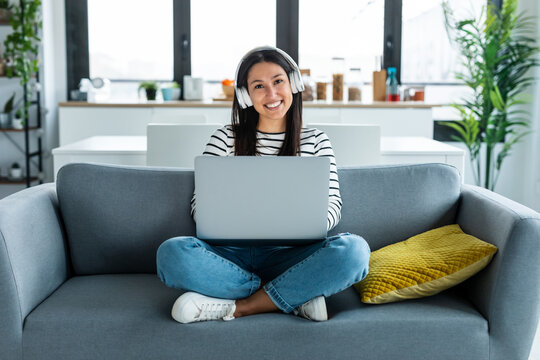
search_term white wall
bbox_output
[0,0,66,199]
[521,0,540,212]
[41,0,67,182]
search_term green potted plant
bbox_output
[12,108,24,129]
[160,81,181,101]
[9,162,22,179]
[443,0,539,190]
[0,92,15,128]
[138,81,159,101]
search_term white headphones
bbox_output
[234,46,305,109]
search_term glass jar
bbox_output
[300,69,315,101]
[316,80,327,100]
[332,57,345,101]
[347,67,362,101]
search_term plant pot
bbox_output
[9,168,22,179]
[171,88,181,100]
[0,112,12,128]
[161,88,173,101]
[0,9,11,23]
[145,89,157,101]
[12,117,24,129]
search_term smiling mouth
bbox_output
[264,100,283,110]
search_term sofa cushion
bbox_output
[331,163,461,250]
[56,163,196,275]
[23,275,488,360]
[354,224,498,304]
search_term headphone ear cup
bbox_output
[289,72,298,93]
[237,87,252,108]
[235,87,246,108]
[296,71,305,92]
[242,88,253,107]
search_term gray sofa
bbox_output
[1,162,539,360]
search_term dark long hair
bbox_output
[232,49,303,156]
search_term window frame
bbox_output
[64,0,501,99]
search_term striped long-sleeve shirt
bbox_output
[191,125,342,231]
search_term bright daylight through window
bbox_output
[401,0,485,84]
[190,0,276,82]
[299,0,384,83]
[88,0,174,81]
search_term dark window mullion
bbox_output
[276,0,299,64]
[383,0,402,83]
[173,0,190,99]
[65,0,89,100]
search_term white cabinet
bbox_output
[59,106,232,145]
[59,103,435,145]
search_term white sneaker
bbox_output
[293,296,328,321]
[171,292,236,324]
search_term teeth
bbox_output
[266,101,281,108]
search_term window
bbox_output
[190,0,276,83]
[298,0,384,81]
[401,0,485,84]
[87,0,174,81]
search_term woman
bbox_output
[156,47,370,323]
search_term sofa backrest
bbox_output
[57,162,461,275]
[331,163,461,249]
[57,164,196,275]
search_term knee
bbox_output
[156,236,200,284]
[327,233,371,282]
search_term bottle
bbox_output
[332,57,345,101]
[347,67,362,101]
[386,67,400,102]
[372,55,386,102]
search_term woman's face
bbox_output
[246,61,293,131]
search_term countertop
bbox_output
[58,100,441,109]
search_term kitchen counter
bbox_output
[59,100,441,109]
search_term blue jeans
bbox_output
[156,233,370,313]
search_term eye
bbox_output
[254,84,263,89]
[275,79,283,85]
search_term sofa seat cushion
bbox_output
[23,275,488,360]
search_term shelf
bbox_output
[0,176,39,185]
[0,126,39,132]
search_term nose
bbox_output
[265,85,278,98]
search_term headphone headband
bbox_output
[234,46,304,109]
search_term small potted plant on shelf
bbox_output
[9,162,22,179]
[0,0,12,24]
[0,92,15,128]
[160,81,181,101]
[12,109,24,129]
[138,81,159,101]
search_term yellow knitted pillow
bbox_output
[354,224,497,304]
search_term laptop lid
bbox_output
[194,156,330,243]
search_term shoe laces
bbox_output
[196,302,235,321]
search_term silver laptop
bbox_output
[194,156,330,245]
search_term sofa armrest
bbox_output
[0,184,69,360]
[457,184,540,360]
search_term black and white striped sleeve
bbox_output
[313,130,342,231]
[191,126,233,220]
